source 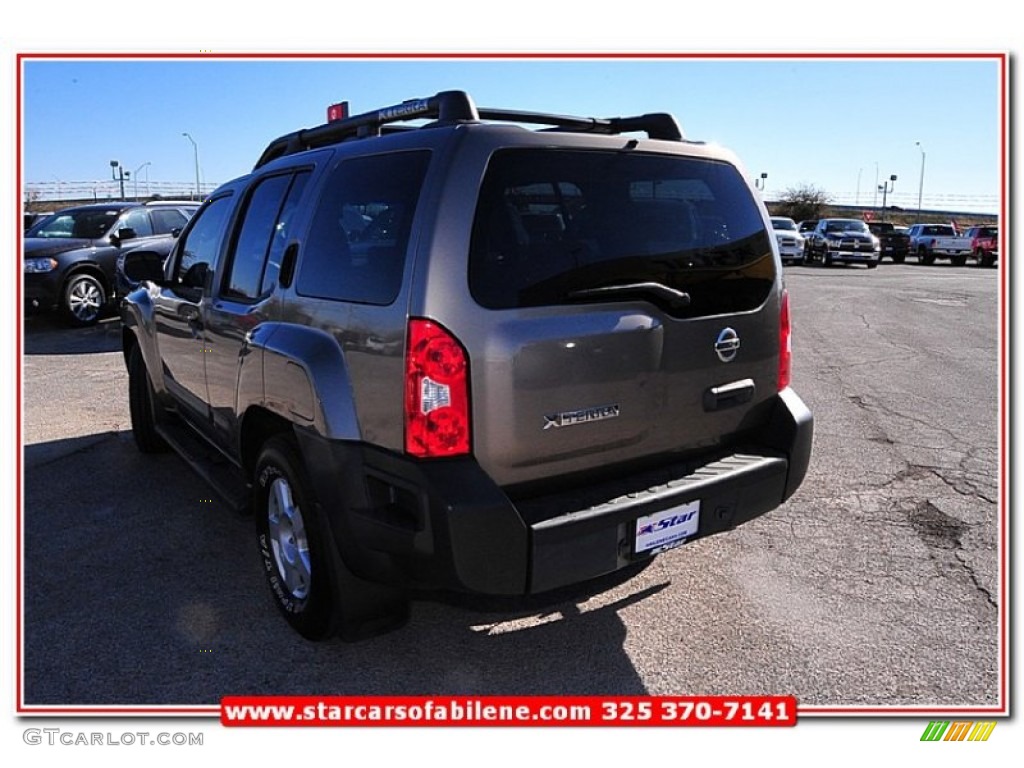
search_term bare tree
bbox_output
[775,184,830,223]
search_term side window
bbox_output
[223,174,294,300]
[261,172,310,294]
[151,208,189,235]
[175,195,234,295]
[118,208,154,238]
[296,151,430,305]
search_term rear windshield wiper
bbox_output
[567,281,691,309]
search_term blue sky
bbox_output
[21,56,1002,213]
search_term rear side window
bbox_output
[151,208,190,234]
[297,151,430,305]
[118,208,154,238]
[224,172,310,301]
[469,149,774,317]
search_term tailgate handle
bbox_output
[703,378,755,412]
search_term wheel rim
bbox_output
[267,477,311,600]
[68,279,103,322]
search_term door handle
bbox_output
[703,378,755,412]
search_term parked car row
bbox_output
[907,223,999,267]
[769,216,997,270]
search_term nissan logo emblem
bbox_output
[714,328,740,362]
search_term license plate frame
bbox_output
[634,500,701,554]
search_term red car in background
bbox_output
[966,225,998,267]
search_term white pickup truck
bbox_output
[906,223,972,266]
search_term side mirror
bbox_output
[122,250,167,286]
[170,227,183,238]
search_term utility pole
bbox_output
[878,174,897,214]
[182,132,201,201]
[915,141,926,223]
[110,160,129,200]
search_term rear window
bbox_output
[469,149,774,318]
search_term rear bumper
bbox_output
[297,388,813,596]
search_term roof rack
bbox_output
[254,90,684,169]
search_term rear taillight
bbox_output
[778,289,792,391]
[404,318,471,458]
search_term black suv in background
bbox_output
[121,91,813,640]
[867,221,910,263]
[24,200,198,326]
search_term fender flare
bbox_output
[250,322,361,441]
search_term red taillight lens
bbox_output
[404,319,470,458]
[778,289,792,391]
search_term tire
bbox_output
[254,436,410,641]
[823,248,833,267]
[892,253,906,264]
[951,254,967,267]
[866,260,878,269]
[62,273,107,327]
[255,436,338,640]
[918,247,935,266]
[128,345,169,453]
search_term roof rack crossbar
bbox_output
[478,108,683,141]
[254,92,684,169]
[255,90,479,168]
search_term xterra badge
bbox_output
[544,404,620,430]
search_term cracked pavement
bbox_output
[20,264,1002,708]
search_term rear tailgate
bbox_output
[454,147,780,488]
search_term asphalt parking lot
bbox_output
[20,262,1001,709]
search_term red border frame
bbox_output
[15,51,1009,717]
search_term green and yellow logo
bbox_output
[921,721,996,742]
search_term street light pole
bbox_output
[182,132,201,201]
[132,162,151,201]
[915,141,926,223]
[878,174,897,214]
[110,160,129,200]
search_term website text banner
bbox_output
[221,695,797,727]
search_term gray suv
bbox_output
[120,91,813,640]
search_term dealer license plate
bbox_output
[634,500,700,554]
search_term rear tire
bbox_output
[255,437,337,640]
[951,254,967,267]
[892,253,906,264]
[128,345,169,454]
[254,436,410,641]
